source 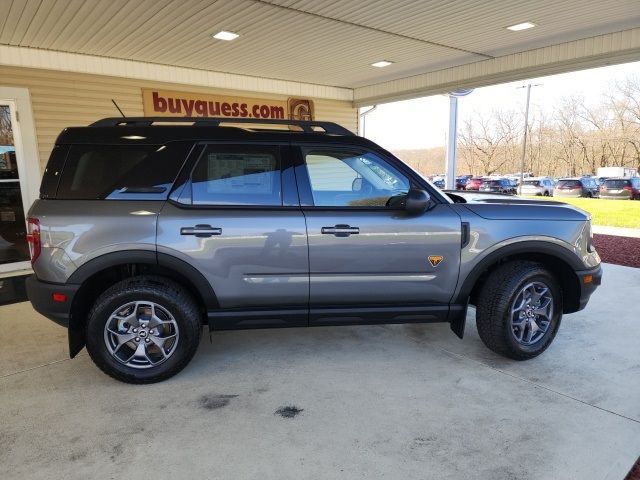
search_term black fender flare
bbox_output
[66,250,217,357]
[453,240,583,305]
[67,250,217,310]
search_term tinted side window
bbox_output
[191,145,281,206]
[57,143,190,200]
[40,145,68,199]
[304,149,409,207]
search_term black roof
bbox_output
[55,117,380,149]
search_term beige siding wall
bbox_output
[0,65,357,171]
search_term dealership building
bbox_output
[1,0,640,281]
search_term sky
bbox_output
[361,60,640,151]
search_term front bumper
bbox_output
[25,275,79,328]
[574,264,603,311]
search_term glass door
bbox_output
[0,103,30,272]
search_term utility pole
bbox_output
[518,83,542,187]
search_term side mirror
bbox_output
[352,177,363,192]
[405,188,431,214]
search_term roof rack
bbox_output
[89,117,354,136]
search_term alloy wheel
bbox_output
[509,281,553,346]
[103,301,179,369]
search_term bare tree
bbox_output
[459,110,521,175]
[0,106,14,146]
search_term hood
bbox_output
[445,191,589,221]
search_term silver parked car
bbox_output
[25,117,602,383]
[600,177,640,200]
[554,177,600,198]
[518,178,554,196]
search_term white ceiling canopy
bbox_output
[1,0,639,104]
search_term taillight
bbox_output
[623,185,632,191]
[26,217,41,264]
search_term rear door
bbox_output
[157,143,309,329]
[293,145,462,325]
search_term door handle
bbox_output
[180,224,222,238]
[321,224,360,237]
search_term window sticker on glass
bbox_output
[206,153,275,194]
[191,147,281,205]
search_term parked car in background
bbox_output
[433,178,445,188]
[600,177,640,200]
[554,177,600,198]
[518,178,555,196]
[465,177,485,191]
[479,178,517,194]
[455,177,469,190]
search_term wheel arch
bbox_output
[67,250,217,357]
[456,241,582,315]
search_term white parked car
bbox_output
[518,178,554,196]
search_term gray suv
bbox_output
[26,117,602,383]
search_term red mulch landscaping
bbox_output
[592,234,640,268]
[625,457,640,480]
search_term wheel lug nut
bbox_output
[133,328,138,333]
[135,337,140,342]
[145,338,150,343]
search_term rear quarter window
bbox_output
[56,142,192,200]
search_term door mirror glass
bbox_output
[405,188,431,214]
[351,177,363,192]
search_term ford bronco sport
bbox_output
[26,117,602,383]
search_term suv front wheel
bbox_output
[475,261,562,360]
[85,276,201,383]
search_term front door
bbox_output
[295,146,462,324]
[157,143,309,329]
[0,102,30,272]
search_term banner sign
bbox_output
[142,89,314,121]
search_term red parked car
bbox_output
[465,177,485,191]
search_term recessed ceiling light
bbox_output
[213,30,239,41]
[371,60,393,68]
[506,22,536,31]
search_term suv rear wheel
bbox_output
[475,261,562,360]
[86,276,201,383]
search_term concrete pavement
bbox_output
[1,263,639,480]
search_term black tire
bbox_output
[86,276,202,384]
[475,261,562,360]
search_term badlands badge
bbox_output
[428,255,443,267]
